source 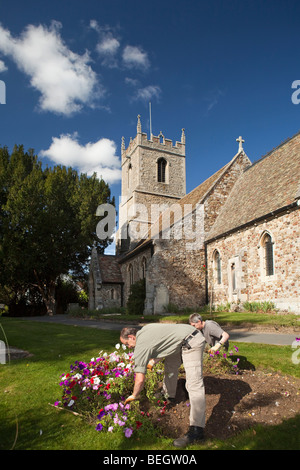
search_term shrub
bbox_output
[126,279,146,315]
[203,345,240,375]
[243,301,276,313]
[163,303,180,313]
[216,302,232,312]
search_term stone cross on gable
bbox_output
[236,136,245,152]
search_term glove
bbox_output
[124,394,137,405]
[147,359,156,371]
[208,342,222,353]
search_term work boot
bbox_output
[165,396,176,408]
[173,426,204,447]
[159,392,176,405]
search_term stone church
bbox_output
[88,116,300,314]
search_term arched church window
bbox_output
[213,250,222,284]
[157,158,167,183]
[263,233,274,276]
[231,263,236,292]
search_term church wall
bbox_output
[206,208,300,313]
[120,246,153,305]
[97,284,123,309]
[144,239,206,314]
[139,148,186,198]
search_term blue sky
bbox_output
[1,0,300,251]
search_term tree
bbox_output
[0,145,115,315]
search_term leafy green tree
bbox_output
[0,145,115,315]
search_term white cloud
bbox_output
[90,20,120,68]
[204,88,224,112]
[0,21,101,115]
[125,78,161,103]
[96,36,120,68]
[40,133,121,184]
[97,36,120,56]
[122,45,149,70]
[0,59,7,72]
[134,85,161,102]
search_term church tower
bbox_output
[116,115,186,254]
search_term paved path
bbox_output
[18,314,299,346]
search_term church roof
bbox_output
[207,131,300,241]
[98,255,123,283]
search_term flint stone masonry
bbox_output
[206,208,300,313]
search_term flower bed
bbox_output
[55,343,240,439]
[55,344,163,439]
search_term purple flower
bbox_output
[96,423,103,431]
[124,427,133,438]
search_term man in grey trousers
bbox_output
[120,323,206,447]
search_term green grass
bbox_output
[70,307,300,329]
[0,317,299,450]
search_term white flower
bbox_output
[115,343,120,350]
[73,373,82,380]
[68,399,75,407]
[118,362,125,368]
[122,344,127,350]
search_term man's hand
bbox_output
[147,359,156,371]
[208,342,222,353]
[124,394,137,405]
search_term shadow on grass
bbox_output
[0,319,122,365]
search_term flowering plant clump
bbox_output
[55,344,162,439]
[204,345,240,375]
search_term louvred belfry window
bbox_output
[157,158,167,182]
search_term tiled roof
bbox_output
[98,255,123,283]
[207,131,300,241]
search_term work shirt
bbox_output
[202,320,227,347]
[133,323,196,374]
